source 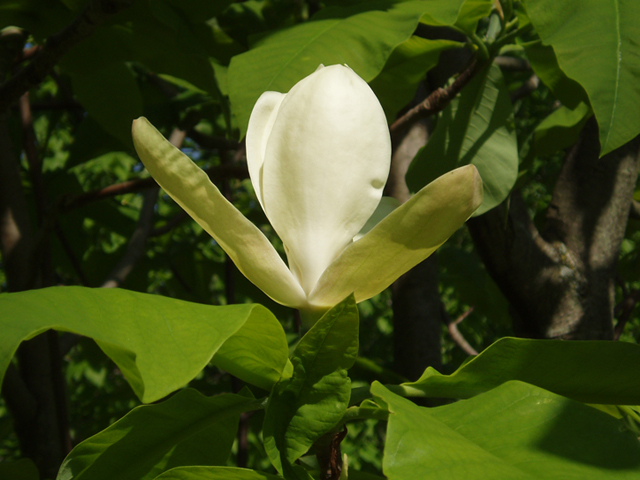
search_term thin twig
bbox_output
[60,163,248,212]
[0,0,134,111]
[389,58,480,142]
[448,307,478,356]
[614,289,640,340]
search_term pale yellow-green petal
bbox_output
[132,117,307,308]
[308,165,483,308]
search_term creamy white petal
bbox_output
[132,117,307,308]
[245,91,286,208]
[308,165,483,307]
[260,65,392,295]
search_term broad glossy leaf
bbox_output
[369,37,463,122]
[519,39,589,109]
[407,63,518,215]
[403,337,640,404]
[57,389,261,480]
[263,296,359,473]
[228,0,465,135]
[524,0,640,154]
[0,459,39,480]
[0,287,288,402]
[153,466,281,480]
[373,381,640,479]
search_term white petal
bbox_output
[132,117,307,308]
[260,65,391,295]
[308,165,483,308]
[245,91,286,208]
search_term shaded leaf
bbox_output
[406,63,518,215]
[0,459,39,480]
[58,389,261,480]
[370,37,463,122]
[404,337,640,404]
[153,466,282,480]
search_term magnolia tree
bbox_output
[1,0,640,479]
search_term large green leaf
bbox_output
[369,36,463,122]
[0,287,288,402]
[519,39,589,109]
[403,337,640,404]
[373,381,640,479]
[57,389,261,480]
[524,0,640,155]
[406,63,518,215]
[153,466,282,480]
[263,296,359,474]
[228,0,466,135]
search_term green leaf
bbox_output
[529,101,592,157]
[523,0,640,155]
[0,459,39,480]
[153,466,282,480]
[369,37,463,122]
[454,0,493,34]
[406,63,518,215]
[263,296,359,474]
[519,39,589,109]
[0,287,288,402]
[57,389,261,480]
[228,0,466,135]
[403,337,640,404]
[69,63,143,148]
[373,381,640,479]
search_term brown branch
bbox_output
[390,58,480,142]
[19,92,47,223]
[447,307,478,356]
[0,0,134,111]
[100,128,186,289]
[60,163,248,212]
[630,199,640,220]
[101,187,158,288]
[614,289,640,340]
[494,56,531,71]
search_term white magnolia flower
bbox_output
[132,64,482,319]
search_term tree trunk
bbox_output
[468,119,640,339]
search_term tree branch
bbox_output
[60,163,248,212]
[447,307,478,356]
[0,0,134,111]
[389,58,479,142]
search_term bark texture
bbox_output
[468,119,640,339]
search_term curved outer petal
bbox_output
[308,165,483,308]
[260,64,391,295]
[132,118,307,308]
[245,91,286,208]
